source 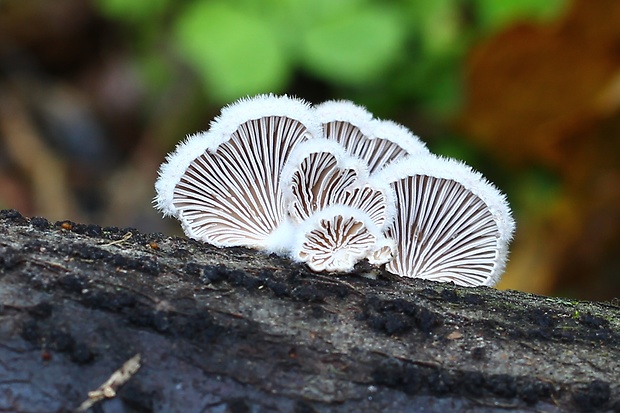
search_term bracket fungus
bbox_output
[280,139,396,271]
[377,155,515,287]
[291,205,391,272]
[155,94,515,286]
[315,100,429,175]
[154,95,320,252]
[280,139,395,228]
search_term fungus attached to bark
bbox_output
[155,94,514,285]
[280,139,396,271]
[291,205,392,272]
[154,94,320,251]
[378,155,515,287]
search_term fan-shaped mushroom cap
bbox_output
[314,100,429,174]
[281,139,395,230]
[377,154,515,287]
[281,139,364,222]
[367,236,397,265]
[290,205,392,272]
[154,94,321,250]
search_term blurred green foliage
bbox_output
[474,0,567,31]
[95,0,567,111]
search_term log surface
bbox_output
[1,209,619,413]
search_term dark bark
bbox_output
[1,209,619,413]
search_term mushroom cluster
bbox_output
[155,95,515,286]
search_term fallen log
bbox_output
[1,209,619,412]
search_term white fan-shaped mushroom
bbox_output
[281,139,363,223]
[154,94,321,250]
[281,139,395,231]
[377,154,515,287]
[291,205,392,272]
[314,100,429,175]
[154,94,515,284]
[368,236,397,265]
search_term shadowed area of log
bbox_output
[1,209,620,412]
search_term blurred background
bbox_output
[1,0,619,300]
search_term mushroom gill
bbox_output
[380,155,515,286]
[292,206,389,272]
[314,100,428,175]
[281,139,393,229]
[154,95,320,250]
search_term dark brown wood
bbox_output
[1,209,619,412]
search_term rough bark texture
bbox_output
[1,209,619,413]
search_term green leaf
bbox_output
[301,5,406,86]
[174,2,289,102]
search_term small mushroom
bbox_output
[280,139,395,230]
[378,154,515,286]
[154,94,321,251]
[314,100,428,174]
[367,236,397,265]
[281,139,363,223]
[281,139,397,271]
[291,205,391,272]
